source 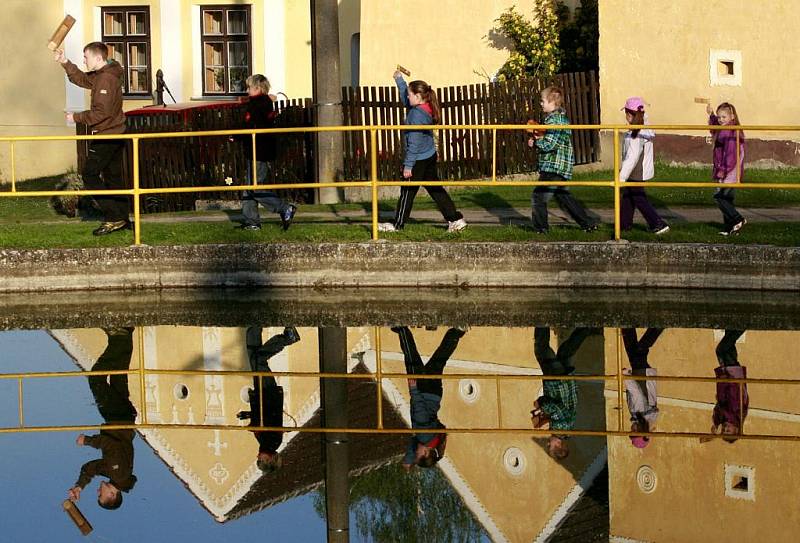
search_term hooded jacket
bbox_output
[395,75,437,169]
[62,60,126,134]
[75,429,137,492]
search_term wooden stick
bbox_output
[694,97,711,104]
[48,15,76,51]
[63,499,93,536]
[396,64,411,77]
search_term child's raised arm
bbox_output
[394,74,411,108]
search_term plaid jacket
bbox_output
[539,378,578,431]
[535,109,574,179]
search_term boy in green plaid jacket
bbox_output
[529,87,597,233]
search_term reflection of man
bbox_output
[68,328,137,511]
[239,326,299,473]
[531,327,598,460]
[704,330,749,443]
[622,328,663,449]
[392,326,466,470]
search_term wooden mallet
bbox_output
[48,15,76,51]
[396,64,411,77]
[63,499,93,536]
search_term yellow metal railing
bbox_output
[1,123,793,244]
[1,326,797,442]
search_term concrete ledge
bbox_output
[0,242,798,292]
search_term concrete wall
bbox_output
[1,242,799,292]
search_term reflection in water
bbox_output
[392,326,466,470]
[622,327,663,448]
[532,327,599,460]
[239,326,300,473]
[3,319,800,541]
[69,328,137,511]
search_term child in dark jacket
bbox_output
[239,74,296,231]
[378,73,466,233]
[707,102,746,235]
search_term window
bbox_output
[201,5,251,95]
[709,49,742,87]
[101,7,152,97]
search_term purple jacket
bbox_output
[709,114,745,183]
[713,365,749,428]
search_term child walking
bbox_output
[239,74,296,231]
[707,102,746,235]
[622,327,663,448]
[619,97,669,235]
[530,87,597,233]
[378,72,466,233]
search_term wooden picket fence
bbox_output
[76,71,599,211]
[341,70,600,181]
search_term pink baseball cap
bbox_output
[622,97,646,112]
[630,436,650,448]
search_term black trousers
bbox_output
[622,328,664,370]
[89,329,136,423]
[393,154,463,229]
[532,171,593,231]
[84,140,130,222]
[716,330,745,367]
[394,326,465,396]
[534,327,595,374]
[714,187,744,230]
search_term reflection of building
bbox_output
[604,328,800,542]
[51,325,609,540]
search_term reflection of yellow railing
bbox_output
[1,327,797,442]
[0,124,790,244]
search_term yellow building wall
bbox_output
[0,1,76,183]
[599,0,800,128]
[358,0,539,87]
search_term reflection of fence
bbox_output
[0,326,791,442]
[342,71,601,181]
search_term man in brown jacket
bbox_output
[55,42,129,235]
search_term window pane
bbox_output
[128,69,148,93]
[227,10,248,35]
[205,68,225,93]
[229,67,247,94]
[107,42,125,66]
[128,43,147,67]
[227,42,248,68]
[104,12,124,36]
[128,11,147,35]
[203,10,223,35]
[204,42,224,67]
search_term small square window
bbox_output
[710,49,742,87]
[725,464,755,501]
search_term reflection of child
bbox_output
[622,328,663,448]
[529,88,597,234]
[393,326,466,469]
[707,330,748,443]
[618,97,669,235]
[707,102,746,236]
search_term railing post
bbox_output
[251,133,258,187]
[616,327,624,432]
[132,137,142,245]
[495,377,503,429]
[370,129,379,241]
[491,128,497,182]
[10,142,16,193]
[613,128,621,241]
[137,327,148,425]
[736,128,741,183]
[18,377,24,428]
[374,327,383,429]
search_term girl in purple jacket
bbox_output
[707,102,746,235]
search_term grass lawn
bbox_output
[2,163,799,248]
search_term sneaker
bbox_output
[719,230,731,236]
[93,220,130,236]
[731,218,746,233]
[378,223,397,232]
[280,205,297,231]
[283,327,300,344]
[447,218,468,233]
[241,223,261,231]
[653,225,670,235]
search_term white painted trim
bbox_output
[63,0,86,114]
[159,0,184,102]
[191,5,202,98]
[92,7,102,42]
[262,0,286,95]
[534,447,609,543]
